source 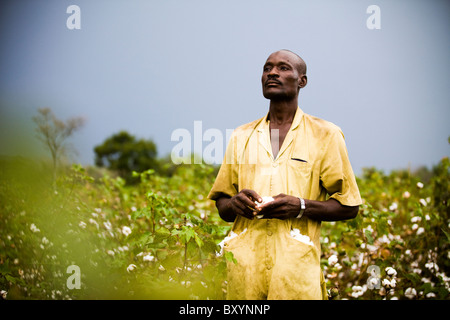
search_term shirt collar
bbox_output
[261,106,304,131]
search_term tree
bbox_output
[32,107,85,182]
[94,131,158,183]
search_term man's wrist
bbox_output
[296,197,305,219]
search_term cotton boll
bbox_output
[385,267,397,277]
[126,264,137,272]
[328,254,338,266]
[254,197,274,219]
[404,287,417,299]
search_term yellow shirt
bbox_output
[208,107,362,299]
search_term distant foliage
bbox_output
[94,131,159,184]
[32,108,85,182]
[0,155,448,300]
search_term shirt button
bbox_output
[267,231,273,236]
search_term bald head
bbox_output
[275,49,307,75]
[262,49,308,100]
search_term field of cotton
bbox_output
[0,156,448,300]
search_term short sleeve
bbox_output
[207,130,239,200]
[320,129,362,206]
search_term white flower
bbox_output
[389,202,398,211]
[412,223,419,231]
[143,253,155,262]
[385,267,397,277]
[106,250,115,256]
[404,287,417,299]
[425,261,439,272]
[126,264,137,272]
[42,237,49,245]
[382,278,396,288]
[411,216,421,223]
[121,226,132,237]
[419,199,427,207]
[402,191,411,199]
[30,223,40,233]
[88,218,98,228]
[425,292,436,298]
[1,290,7,299]
[158,264,165,271]
[390,278,397,288]
[328,254,339,267]
[79,221,87,229]
[425,214,431,221]
[103,221,112,230]
[131,206,137,212]
[416,182,424,189]
[351,285,366,298]
[416,227,425,235]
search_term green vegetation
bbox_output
[0,109,448,300]
[0,155,448,300]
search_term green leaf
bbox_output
[441,228,450,241]
[194,234,204,248]
[224,251,237,264]
[184,228,195,243]
[365,229,374,245]
[5,274,17,284]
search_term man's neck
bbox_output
[268,100,298,125]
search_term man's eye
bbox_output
[280,66,289,71]
[263,66,271,72]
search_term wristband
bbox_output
[296,197,305,219]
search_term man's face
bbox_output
[261,51,305,101]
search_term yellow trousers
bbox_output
[223,217,328,300]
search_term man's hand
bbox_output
[217,192,359,222]
[216,189,262,222]
[257,193,300,220]
[258,194,360,221]
[229,189,263,219]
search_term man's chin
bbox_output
[263,91,291,101]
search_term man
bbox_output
[208,50,362,300]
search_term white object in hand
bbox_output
[254,196,274,219]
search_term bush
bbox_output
[0,156,449,300]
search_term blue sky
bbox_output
[0,0,449,175]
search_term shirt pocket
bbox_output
[222,228,249,252]
[287,158,312,197]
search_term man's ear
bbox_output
[298,74,307,89]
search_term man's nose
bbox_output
[267,68,279,77]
